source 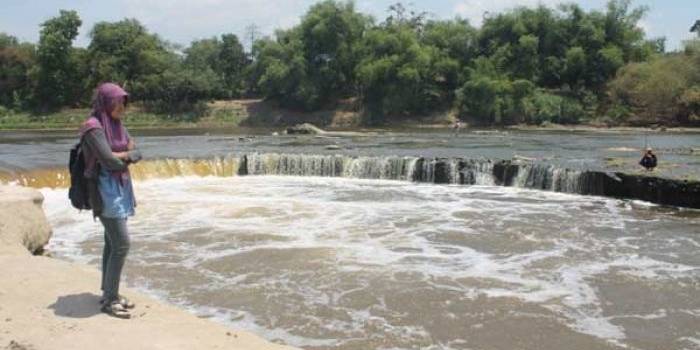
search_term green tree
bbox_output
[0,34,36,109]
[477,5,562,84]
[456,56,539,125]
[513,34,540,79]
[300,1,368,99]
[456,76,511,125]
[384,2,429,35]
[609,40,700,125]
[422,19,477,95]
[87,19,221,116]
[219,34,247,97]
[86,19,174,90]
[184,34,247,98]
[596,44,624,81]
[252,30,311,108]
[356,21,457,123]
[602,0,648,61]
[563,46,586,87]
[184,37,222,71]
[183,37,225,97]
[523,90,585,124]
[33,10,82,111]
[0,1,683,125]
[131,67,218,117]
[252,0,369,110]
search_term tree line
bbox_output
[1,0,699,126]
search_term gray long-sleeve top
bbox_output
[82,129,142,177]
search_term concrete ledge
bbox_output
[0,253,295,350]
[489,161,700,208]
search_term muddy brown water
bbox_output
[2,128,699,349]
[40,176,700,350]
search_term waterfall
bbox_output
[419,158,435,183]
[0,157,241,188]
[129,156,240,180]
[4,152,696,208]
[243,153,499,186]
[551,167,583,193]
[245,153,421,181]
[0,153,577,192]
[513,163,583,193]
[460,159,495,186]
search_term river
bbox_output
[2,128,699,349]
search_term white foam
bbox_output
[40,176,700,348]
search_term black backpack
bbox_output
[68,141,91,210]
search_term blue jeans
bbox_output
[99,217,130,302]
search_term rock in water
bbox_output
[0,186,52,255]
[286,123,326,135]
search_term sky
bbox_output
[1,0,698,51]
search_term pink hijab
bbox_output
[79,82,130,182]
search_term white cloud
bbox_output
[453,0,561,27]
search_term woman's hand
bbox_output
[113,151,129,160]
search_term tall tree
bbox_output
[0,33,36,109]
[356,18,457,123]
[422,19,477,92]
[252,0,369,109]
[184,34,247,98]
[609,40,700,125]
[183,37,224,97]
[184,37,222,71]
[219,34,247,97]
[33,10,82,111]
[86,19,174,90]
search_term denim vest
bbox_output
[97,167,135,219]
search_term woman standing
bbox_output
[79,82,142,319]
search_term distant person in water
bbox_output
[639,148,657,171]
[452,119,462,136]
[79,82,142,319]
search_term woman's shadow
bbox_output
[48,293,102,318]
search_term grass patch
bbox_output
[0,102,249,130]
[200,102,248,126]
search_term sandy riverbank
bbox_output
[0,185,296,350]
